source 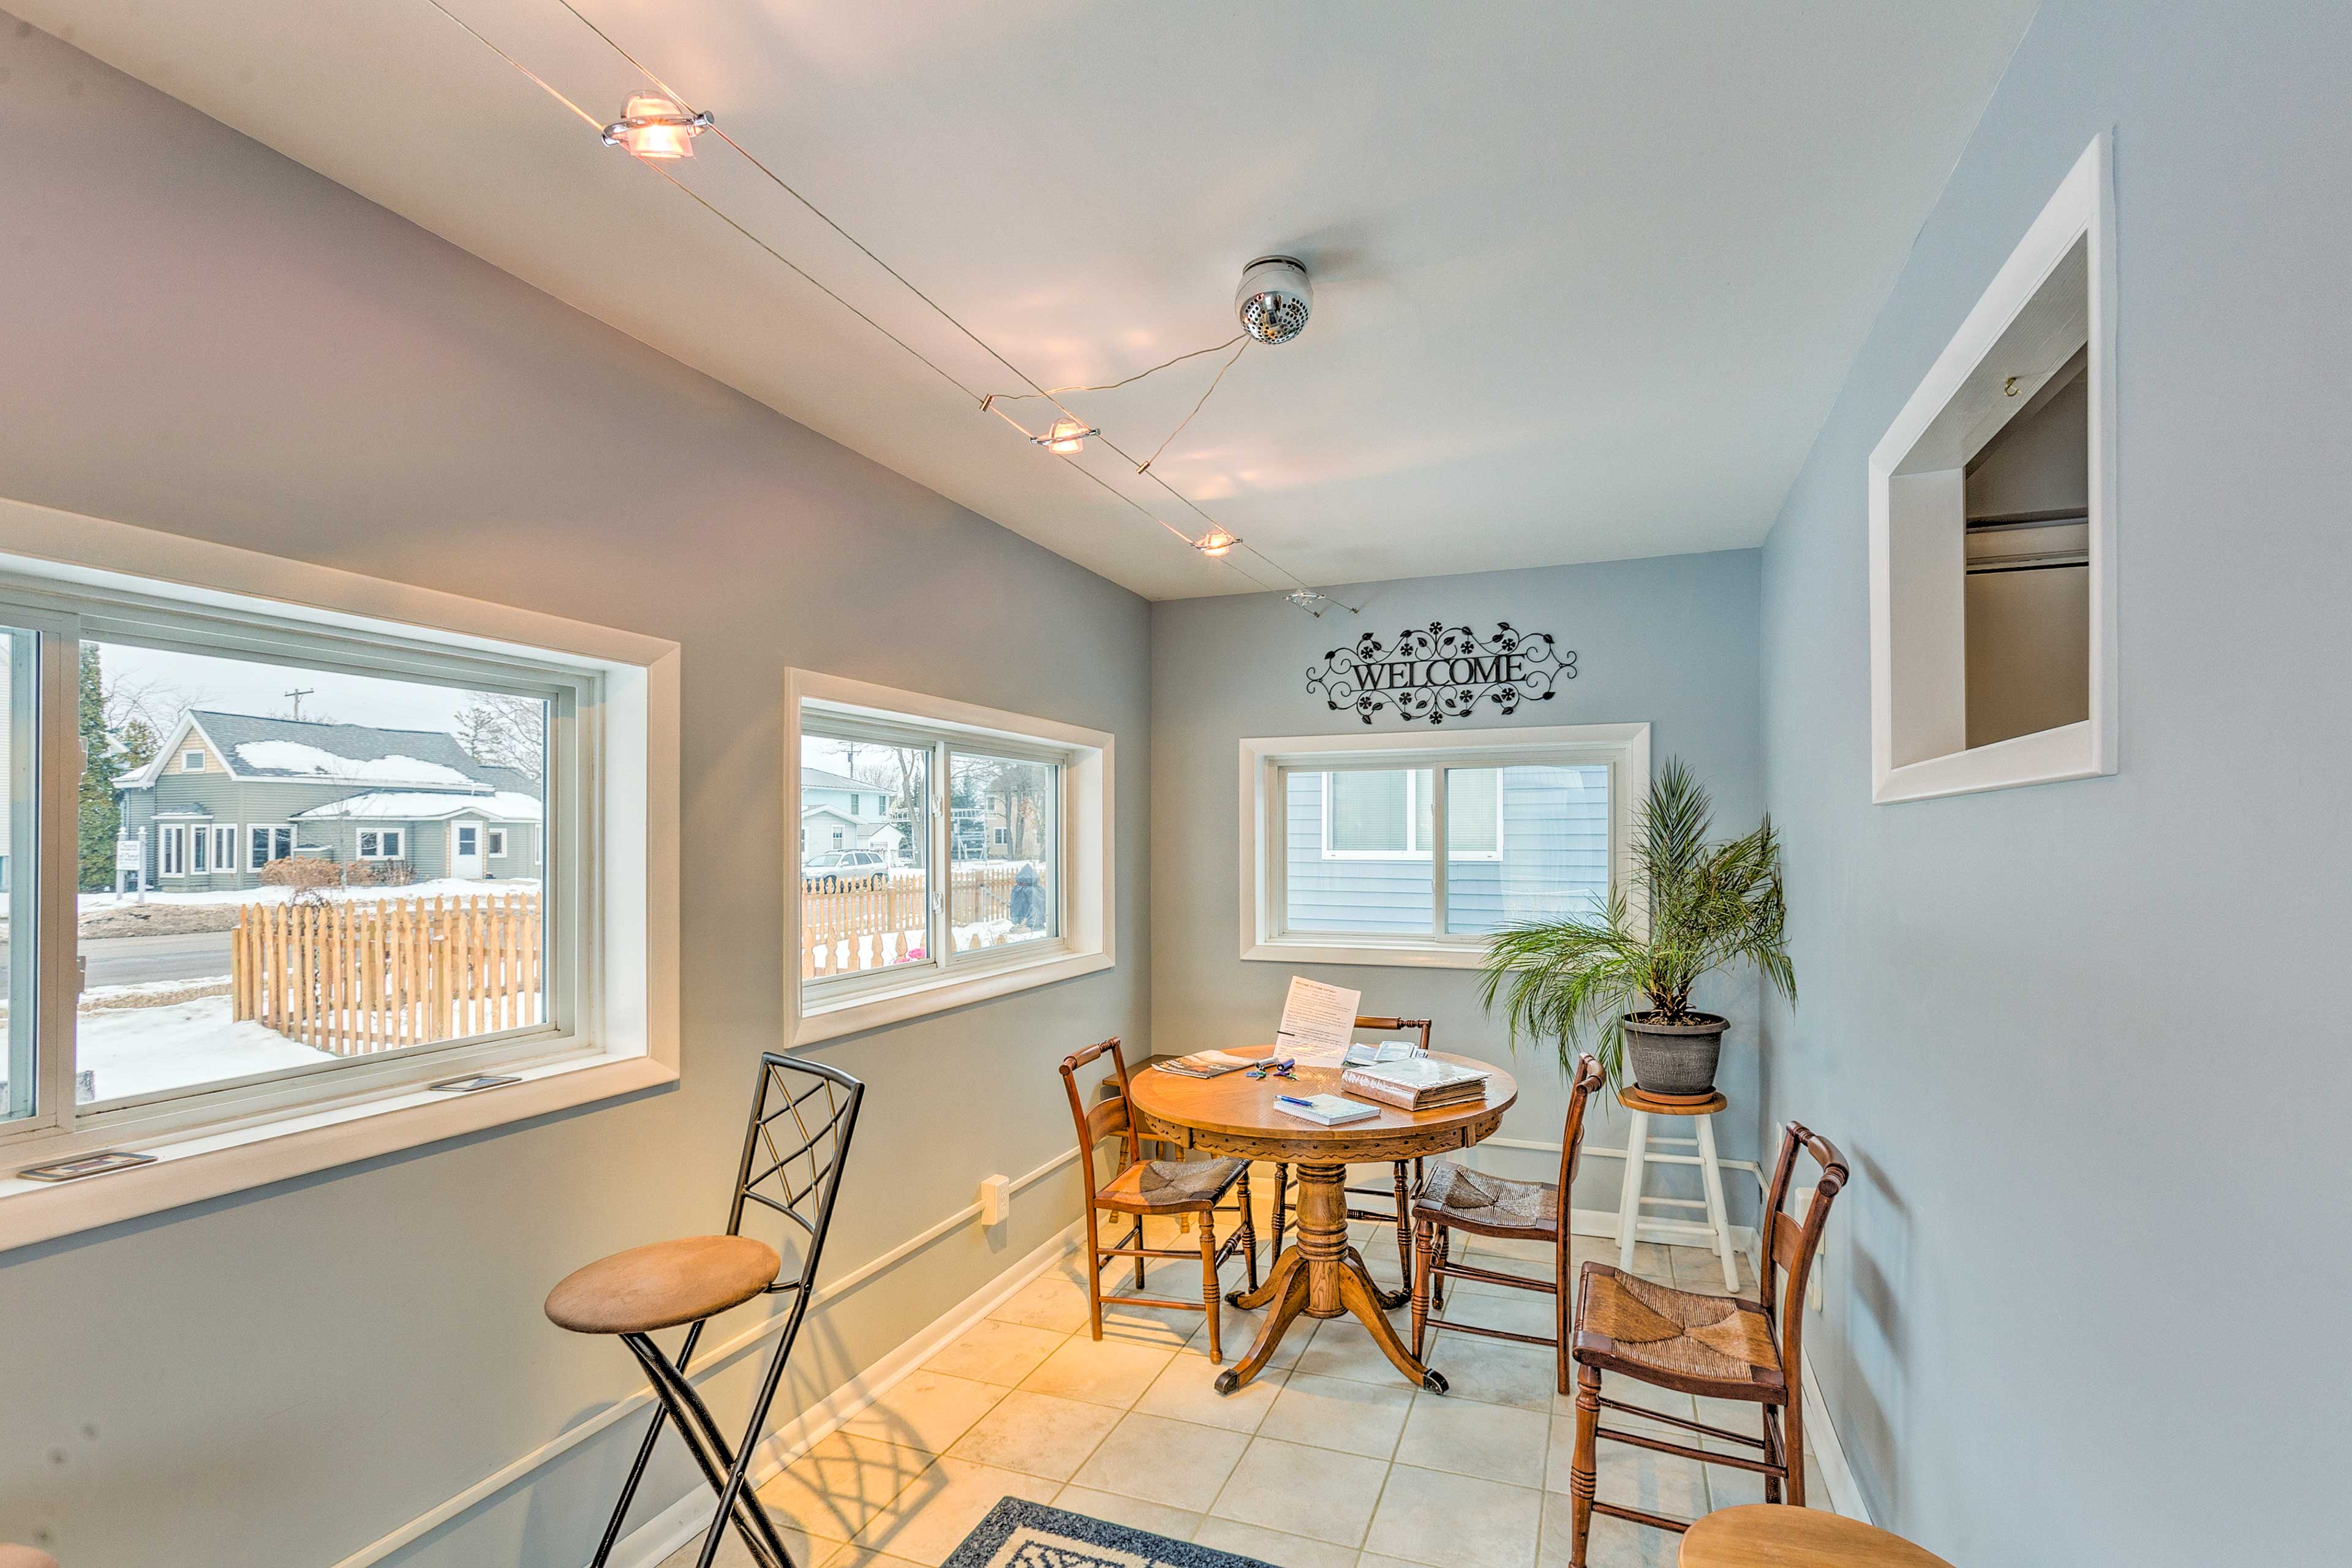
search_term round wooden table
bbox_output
[1679,1506,1954,1567]
[1129,1046,1516,1395]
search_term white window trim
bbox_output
[356,827,405,861]
[486,827,506,857]
[247,821,294,871]
[211,823,238,870]
[1869,132,2117,805]
[0,496,679,1256]
[157,822,187,877]
[784,668,1114,1049]
[181,748,205,771]
[1240,722,1649,971]
[1317,767,1506,862]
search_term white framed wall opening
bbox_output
[1869,132,2117,804]
[0,500,679,1252]
[785,668,1112,1047]
[1240,722,1651,969]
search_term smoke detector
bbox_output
[1234,255,1313,345]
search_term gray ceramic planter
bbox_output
[1621,1012,1728,1096]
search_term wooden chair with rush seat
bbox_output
[1266,1015,1433,1305]
[1408,1051,1604,1392]
[1060,1038,1258,1360]
[1564,1119,1849,1566]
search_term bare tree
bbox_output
[454,692,547,782]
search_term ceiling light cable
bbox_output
[983,334,1246,404]
[533,0,1305,560]
[1135,338,1248,475]
[429,0,1308,601]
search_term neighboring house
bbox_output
[799,766,899,859]
[116,710,543,891]
[1282,764,1611,936]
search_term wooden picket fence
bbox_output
[232,892,543,1056]
[801,862,1030,978]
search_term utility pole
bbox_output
[285,687,315,721]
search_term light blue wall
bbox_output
[1152,550,1764,1219]
[0,18,1148,1566]
[1756,3,2347,1562]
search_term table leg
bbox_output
[1214,1161,1449,1396]
[1213,1253,1307,1396]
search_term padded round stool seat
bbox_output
[545,1235,781,1335]
[1679,1505,1953,1567]
[0,1544,60,1568]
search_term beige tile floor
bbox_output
[661,1200,1823,1568]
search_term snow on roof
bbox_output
[293,791,543,823]
[233,741,481,788]
[118,710,529,792]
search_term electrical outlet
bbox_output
[977,1173,1010,1227]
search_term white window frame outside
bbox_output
[1317,767,1506,862]
[1240,722,1649,970]
[247,823,293,871]
[0,497,679,1254]
[356,827,404,861]
[210,824,237,871]
[785,668,1114,1049]
[486,827,505,858]
[1869,132,2117,804]
[157,822,186,877]
[180,748,205,772]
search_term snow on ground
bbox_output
[77,995,334,1101]
[231,741,477,786]
[79,878,542,911]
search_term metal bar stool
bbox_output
[546,1054,865,1568]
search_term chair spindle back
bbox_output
[728,1054,867,1304]
[1552,1053,1605,1268]
[1060,1038,1142,1188]
[1755,1120,1849,1381]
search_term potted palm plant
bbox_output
[1478,758,1794,1095]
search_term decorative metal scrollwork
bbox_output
[1305,622,1577,726]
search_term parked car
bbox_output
[804,849,888,891]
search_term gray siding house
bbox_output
[1283,763,1611,935]
[117,710,542,891]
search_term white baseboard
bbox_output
[608,1221,1082,1568]
[1800,1349,1869,1523]
[1570,1205,1760,1258]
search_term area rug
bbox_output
[942,1498,1275,1568]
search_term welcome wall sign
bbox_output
[1305,622,1577,725]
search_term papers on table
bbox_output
[1341,1039,1422,1068]
[1271,1092,1380,1125]
[1155,1049,1258,1078]
[1274,976,1361,1066]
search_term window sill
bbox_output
[1872,718,2107,803]
[791,947,1114,1047]
[0,1046,673,1256]
[1242,937,1492,971]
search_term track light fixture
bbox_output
[1192,529,1242,557]
[602,93,712,159]
[1285,589,1354,618]
[1031,418,1097,455]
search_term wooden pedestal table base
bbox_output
[1129,1047,1517,1396]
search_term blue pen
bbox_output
[1275,1094,1315,1108]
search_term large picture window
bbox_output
[786,670,1113,1047]
[0,505,679,1252]
[1240,724,1649,968]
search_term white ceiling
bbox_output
[21,1,2038,600]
